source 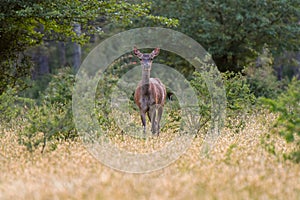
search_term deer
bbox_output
[133,47,166,135]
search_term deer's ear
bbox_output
[133,46,143,59]
[151,48,160,58]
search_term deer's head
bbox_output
[134,47,160,71]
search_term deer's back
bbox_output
[134,78,166,110]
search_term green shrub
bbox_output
[20,75,52,100]
[0,87,34,126]
[190,71,212,129]
[0,87,22,123]
[260,78,300,163]
[245,46,283,98]
[223,71,256,113]
[191,71,256,132]
[41,68,74,104]
[20,101,75,152]
[95,55,137,132]
[223,72,256,132]
[19,67,76,152]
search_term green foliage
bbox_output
[1,0,95,93]
[0,0,177,94]
[224,143,238,164]
[0,54,33,95]
[96,74,118,131]
[190,72,211,128]
[223,71,256,112]
[20,102,74,152]
[191,71,256,131]
[95,54,137,131]
[0,87,33,125]
[41,68,74,104]
[0,67,96,152]
[245,46,283,98]
[105,1,178,27]
[260,78,300,162]
[260,133,277,156]
[20,75,52,100]
[0,88,21,123]
[149,0,300,72]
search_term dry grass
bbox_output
[0,112,299,200]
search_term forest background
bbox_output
[0,1,299,199]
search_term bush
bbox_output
[191,71,256,132]
[223,72,256,132]
[245,46,283,98]
[95,54,137,132]
[19,67,76,152]
[20,75,52,100]
[260,78,300,163]
[0,87,34,126]
[20,101,75,152]
[190,71,212,130]
[223,71,256,113]
[0,87,23,123]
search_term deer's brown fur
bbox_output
[133,47,166,135]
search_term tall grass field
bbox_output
[0,111,299,200]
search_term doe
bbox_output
[133,47,166,135]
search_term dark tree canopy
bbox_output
[150,0,300,72]
[0,0,177,94]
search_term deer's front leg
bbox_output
[140,111,146,134]
[149,105,158,135]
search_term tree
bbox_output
[72,23,82,72]
[149,0,300,72]
[0,0,178,94]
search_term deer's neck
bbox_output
[141,69,151,93]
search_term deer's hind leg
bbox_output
[157,105,164,135]
[147,112,151,122]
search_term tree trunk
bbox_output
[295,52,300,80]
[58,42,67,67]
[32,45,49,79]
[73,23,81,72]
